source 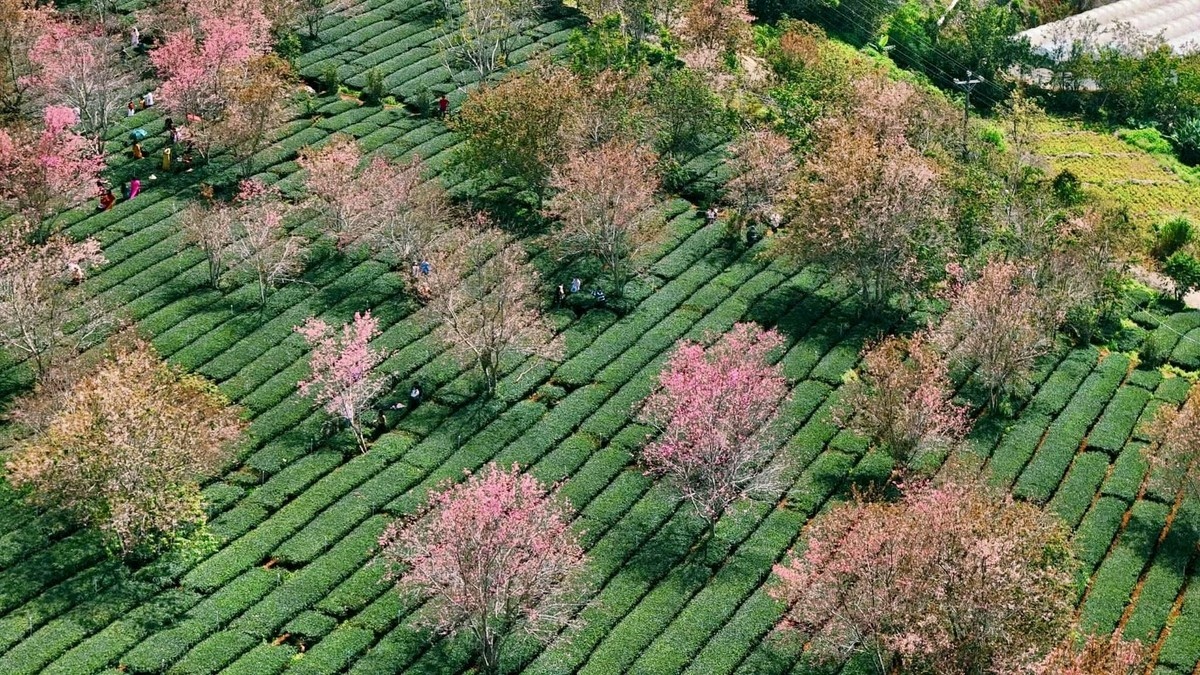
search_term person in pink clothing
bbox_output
[128,177,141,199]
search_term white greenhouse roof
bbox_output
[1019,0,1200,58]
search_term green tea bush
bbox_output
[1121,508,1193,641]
[1147,544,1200,668]
[222,643,295,675]
[1087,387,1152,455]
[1101,442,1149,502]
[287,626,373,674]
[1072,496,1127,571]
[1047,452,1109,528]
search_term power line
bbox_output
[818,0,1010,110]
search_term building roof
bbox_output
[1019,0,1200,57]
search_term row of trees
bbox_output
[366,304,1179,672]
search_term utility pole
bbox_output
[954,70,984,160]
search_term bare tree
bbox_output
[423,218,561,394]
[439,0,542,80]
[0,222,109,376]
[225,181,309,305]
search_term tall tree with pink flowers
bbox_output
[378,463,588,674]
[837,332,970,468]
[149,0,273,139]
[0,106,103,240]
[296,311,389,452]
[771,479,1076,674]
[638,322,790,535]
[23,18,137,150]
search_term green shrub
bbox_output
[275,31,302,65]
[1170,114,1200,165]
[1141,330,1175,367]
[1052,169,1085,205]
[1153,217,1195,260]
[1164,251,1200,300]
[363,67,385,105]
[320,64,339,94]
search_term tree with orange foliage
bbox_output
[6,334,245,555]
[775,78,951,307]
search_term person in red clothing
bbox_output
[437,94,449,119]
[98,189,115,211]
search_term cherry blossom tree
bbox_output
[0,0,51,115]
[775,81,951,307]
[6,333,245,555]
[771,480,1076,674]
[149,6,272,121]
[543,140,662,294]
[423,220,562,395]
[0,222,109,376]
[1025,631,1145,675]
[837,332,970,467]
[1144,381,1200,499]
[225,180,308,305]
[297,135,368,247]
[0,106,104,240]
[638,323,790,533]
[296,311,389,451]
[723,128,797,227]
[378,463,588,674]
[24,19,137,150]
[298,135,451,257]
[934,260,1055,410]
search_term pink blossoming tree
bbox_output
[149,3,272,123]
[724,128,797,227]
[0,106,104,240]
[638,322,790,534]
[771,480,1076,674]
[837,332,970,468]
[424,220,562,395]
[296,311,388,452]
[23,19,137,149]
[224,180,308,305]
[543,140,662,295]
[378,463,589,674]
[934,260,1056,410]
[298,135,451,257]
